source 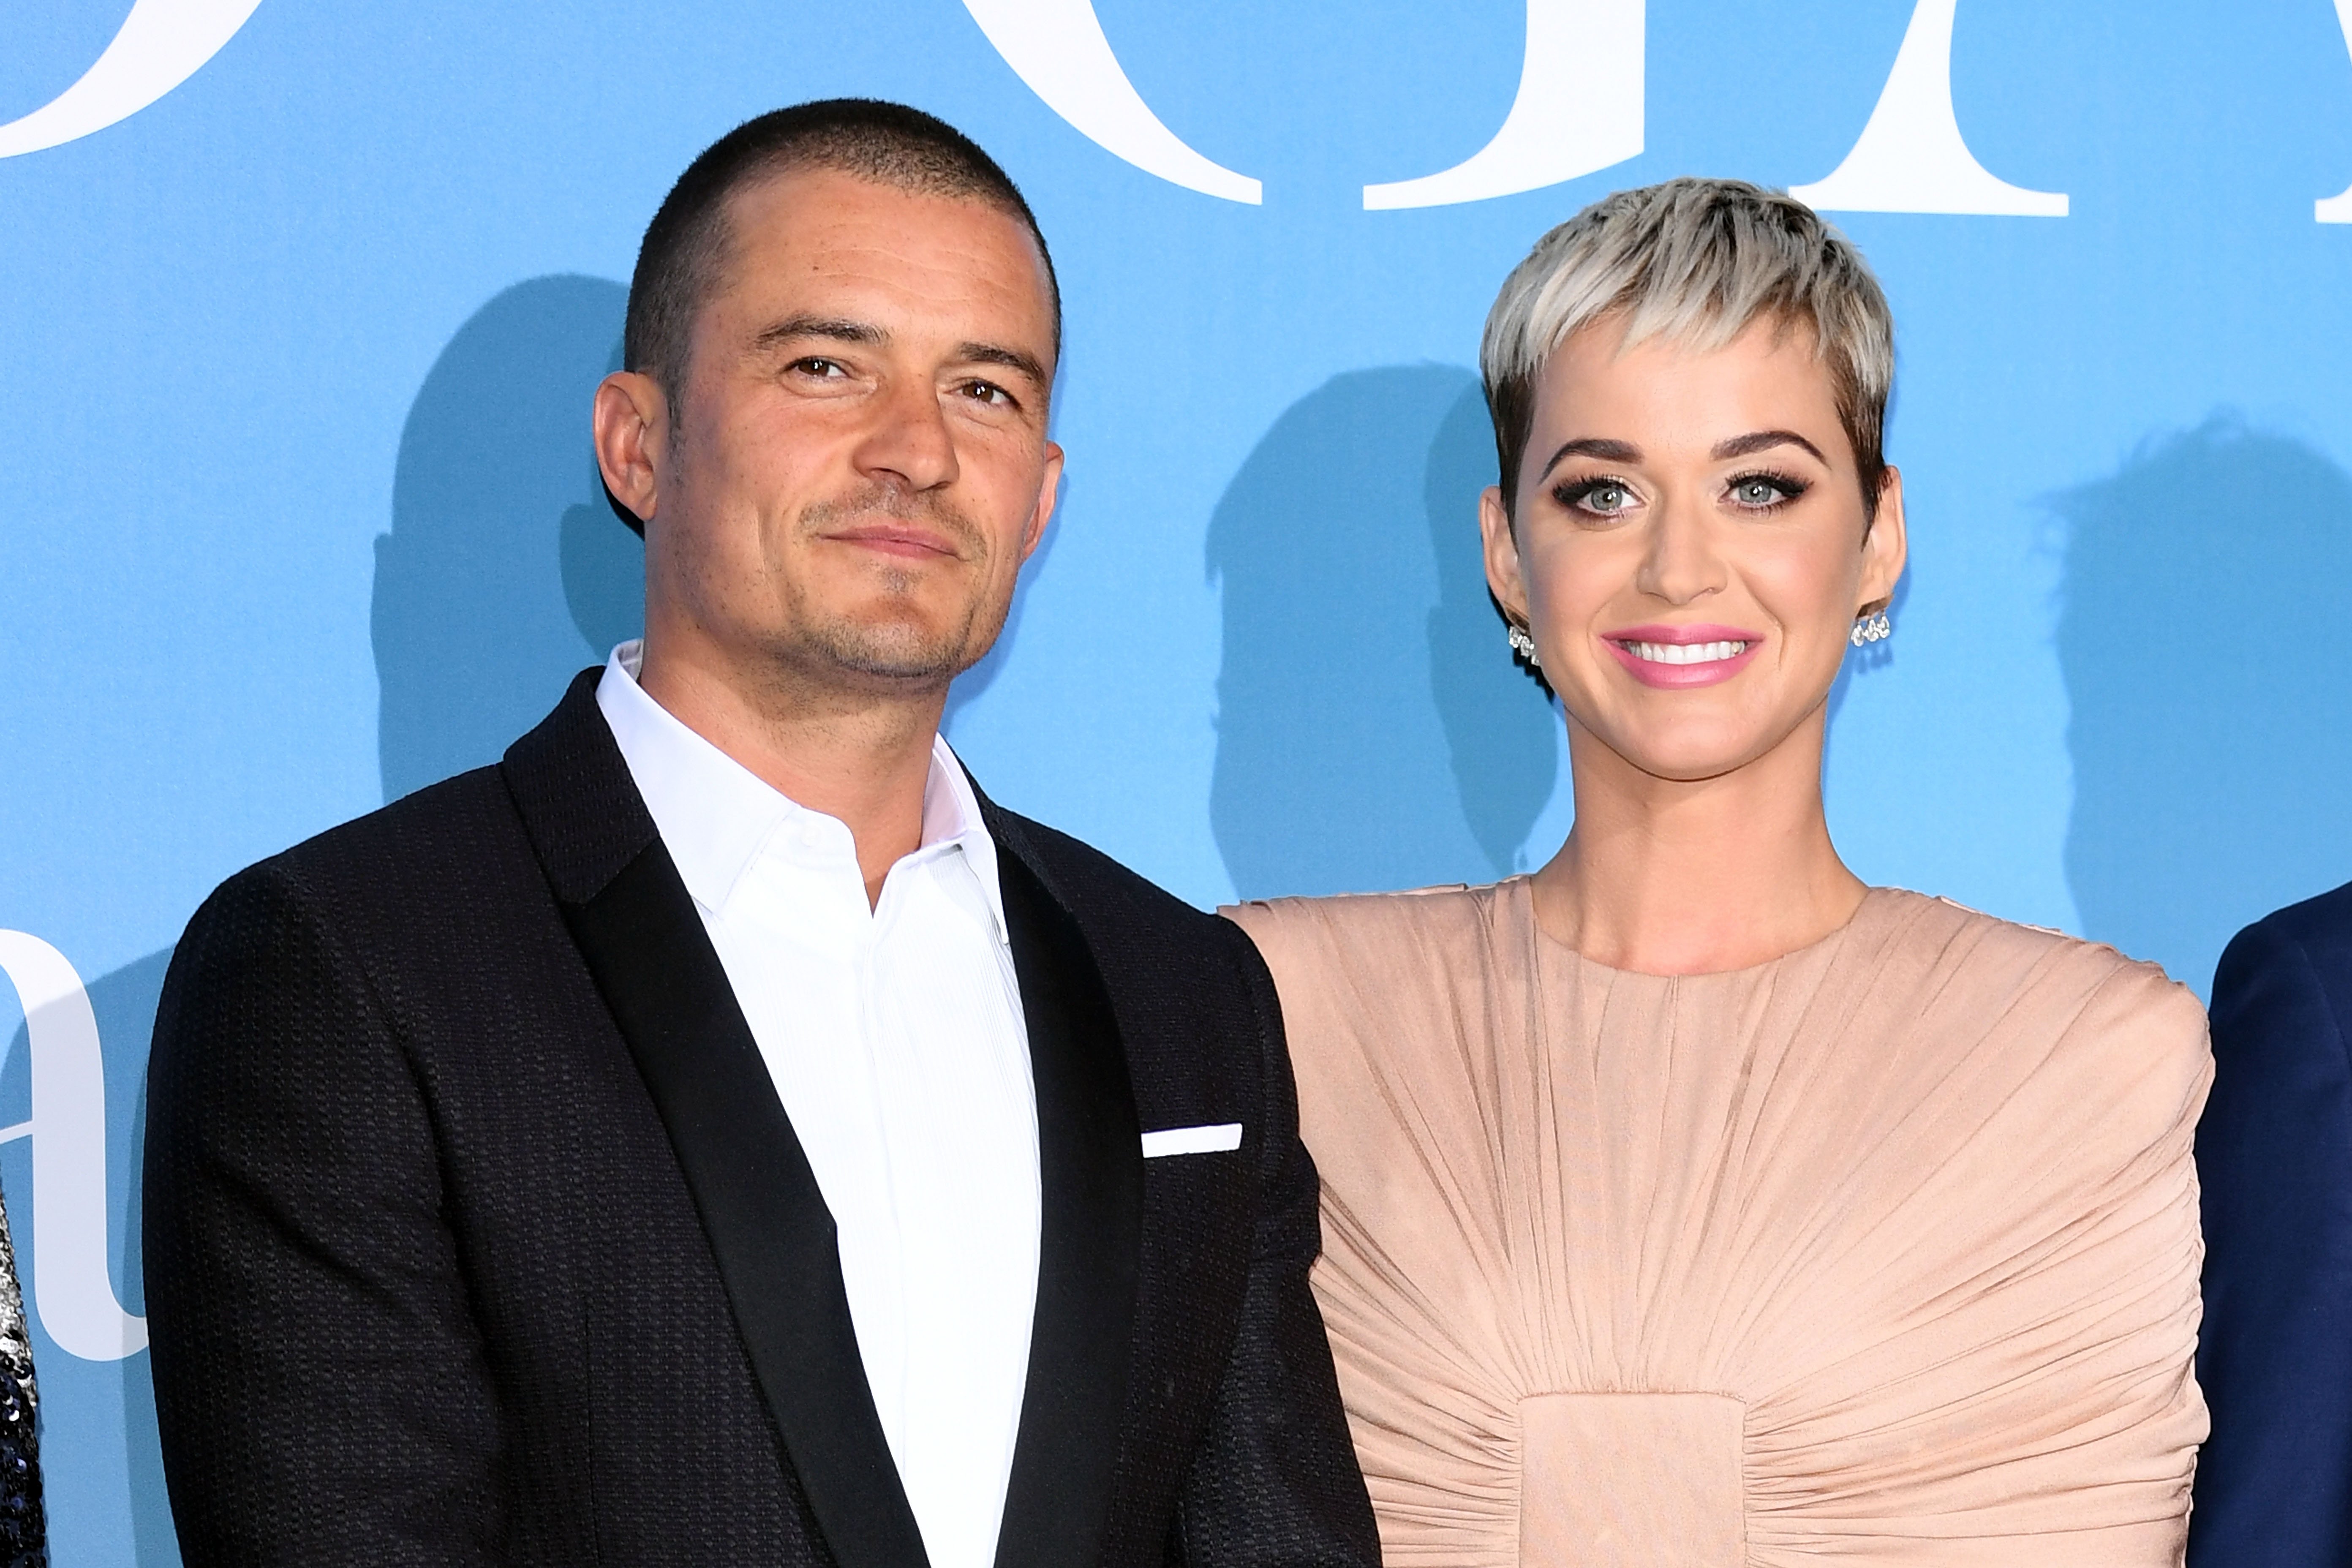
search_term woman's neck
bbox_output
[1528,706,1867,975]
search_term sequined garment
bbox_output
[0,1187,44,1568]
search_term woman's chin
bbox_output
[1583,719,1796,787]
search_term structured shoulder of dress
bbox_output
[1222,880,1491,937]
[1868,888,2209,1090]
[1884,886,2192,990]
[1219,882,1513,987]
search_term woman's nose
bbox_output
[1633,499,1725,606]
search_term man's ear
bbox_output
[1020,441,1064,564]
[593,372,669,534]
[1859,464,1908,615]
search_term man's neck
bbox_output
[635,640,946,909]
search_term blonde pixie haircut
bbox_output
[1481,177,1895,525]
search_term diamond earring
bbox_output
[1506,623,1541,668]
[1848,608,1892,647]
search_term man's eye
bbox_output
[961,380,1014,407]
[790,357,847,378]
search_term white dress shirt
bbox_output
[597,642,1040,1568]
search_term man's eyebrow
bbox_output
[956,341,1051,389]
[749,315,886,352]
[1539,436,1643,475]
[1711,429,1827,463]
[743,320,1049,390]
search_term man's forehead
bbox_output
[723,166,1044,279]
[703,168,1052,351]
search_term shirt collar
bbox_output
[595,640,1008,943]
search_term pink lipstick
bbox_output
[1602,623,1763,689]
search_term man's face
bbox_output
[616,167,1062,701]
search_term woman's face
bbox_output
[1482,314,1905,785]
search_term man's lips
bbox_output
[1600,623,1764,689]
[822,523,960,559]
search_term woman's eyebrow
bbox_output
[1540,436,1642,475]
[1712,429,1827,463]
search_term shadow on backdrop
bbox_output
[1209,366,1557,901]
[941,473,1066,741]
[373,275,643,802]
[2056,415,2352,998]
[5,947,177,1566]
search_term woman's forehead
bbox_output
[1534,318,1844,435]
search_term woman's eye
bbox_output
[1728,473,1808,509]
[1560,479,1634,515]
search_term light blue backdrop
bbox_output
[5,0,2352,1560]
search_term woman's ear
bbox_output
[1858,465,1907,615]
[1481,484,1530,623]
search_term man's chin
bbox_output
[802,618,993,687]
[833,651,969,684]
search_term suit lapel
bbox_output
[986,809,1145,1568]
[505,672,928,1568]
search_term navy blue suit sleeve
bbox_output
[2191,915,2352,1567]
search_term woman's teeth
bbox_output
[1621,640,1750,665]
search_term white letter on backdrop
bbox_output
[0,0,264,159]
[0,933,147,1361]
[2319,0,2352,220]
[961,0,1261,203]
[1364,0,1643,210]
[1790,0,2066,216]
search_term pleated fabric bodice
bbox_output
[1226,882,2209,1567]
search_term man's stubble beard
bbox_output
[776,485,1014,689]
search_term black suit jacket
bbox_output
[2190,877,2352,1568]
[143,670,1376,1568]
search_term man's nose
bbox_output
[851,375,959,492]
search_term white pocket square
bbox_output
[1141,1123,1242,1157]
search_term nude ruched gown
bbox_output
[1226,882,2209,1566]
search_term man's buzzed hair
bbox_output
[618,99,1061,522]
